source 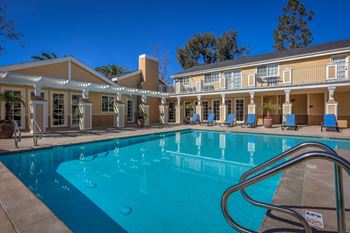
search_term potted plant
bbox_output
[261,101,280,128]
[0,92,24,139]
[137,107,147,128]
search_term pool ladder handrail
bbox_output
[221,142,350,233]
[32,119,43,146]
[14,121,21,148]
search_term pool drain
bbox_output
[121,207,133,216]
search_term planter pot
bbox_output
[263,118,273,128]
[137,117,145,128]
[0,120,14,139]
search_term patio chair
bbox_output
[241,114,256,128]
[321,114,340,132]
[204,113,215,126]
[220,113,236,127]
[190,113,200,124]
[281,114,298,130]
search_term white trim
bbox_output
[172,47,350,78]
[101,95,115,113]
[51,91,68,127]
[247,73,256,87]
[111,70,141,82]
[283,68,292,84]
[0,87,26,129]
[326,64,338,80]
[234,98,245,123]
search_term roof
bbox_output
[173,38,350,77]
[110,70,141,82]
[0,56,117,86]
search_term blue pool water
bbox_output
[1,130,350,233]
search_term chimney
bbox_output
[138,54,159,91]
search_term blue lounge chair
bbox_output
[281,114,298,130]
[321,114,340,132]
[241,114,256,128]
[220,113,236,127]
[190,113,199,124]
[204,113,215,126]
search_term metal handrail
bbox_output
[239,142,339,232]
[221,147,350,233]
[13,121,21,148]
[32,119,42,146]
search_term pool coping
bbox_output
[0,162,72,233]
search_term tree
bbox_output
[273,0,314,51]
[31,52,58,60]
[176,31,247,69]
[0,4,23,54]
[151,45,171,84]
[95,64,128,77]
[0,92,24,120]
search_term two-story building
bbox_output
[168,39,350,128]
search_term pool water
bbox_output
[1,130,350,233]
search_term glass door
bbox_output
[52,93,65,127]
[4,90,23,128]
[127,99,135,123]
[212,100,220,120]
[71,94,82,127]
[168,103,175,122]
[235,98,244,123]
[202,101,209,121]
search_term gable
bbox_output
[71,62,109,84]
[12,62,69,79]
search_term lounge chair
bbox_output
[204,113,215,126]
[321,114,340,132]
[190,113,200,124]
[220,113,236,127]
[281,114,298,130]
[241,114,256,128]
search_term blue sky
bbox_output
[1,0,350,79]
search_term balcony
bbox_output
[172,64,349,94]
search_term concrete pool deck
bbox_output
[0,124,349,232]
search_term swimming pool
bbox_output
[1,130,350,233]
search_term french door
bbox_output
[212,100,220,120]
[52,93,66,127]
[127,99,135,123]
[202,101,209,121]
[3,89,24,129]
[235,98,244,123]
[332,56,348,80]
[71,94,82,127]
[168,103,175,122]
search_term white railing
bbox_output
[32,119,43,146]
[14,121,21,148]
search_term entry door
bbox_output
[235,98,244,123]
[212,100,220,120]
[127,99,135,123]
[332,56,348,80]
[71,94,82,127]
[3,90,24,129]
[168,103,175,122]
[202,101,209,121]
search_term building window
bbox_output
[127,99,135,122]
[176,77,190,86]
[226,99,232,114]
[168,103,175,122]
[225,71,242,89]
[52,93,65,126]
[204,73,219,83]
[4,90,23,128]
[101,96,114,112]
[203,101,209,120]
[212,100,220,120]
[256,64,279,78]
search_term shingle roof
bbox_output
[173,38,350,77]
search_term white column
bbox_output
[282,90,292,121]
[140,95,149,126]
[29,83,47,133]
[159,97,168,125]
[175,96,183,124]
[248,91,256,114]
[195,95,203,122]
[79,88,92,131]
[326,87,338,116]
[114,93,125,127]
[220,94,227,123]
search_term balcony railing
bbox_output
[172,64,349,94]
